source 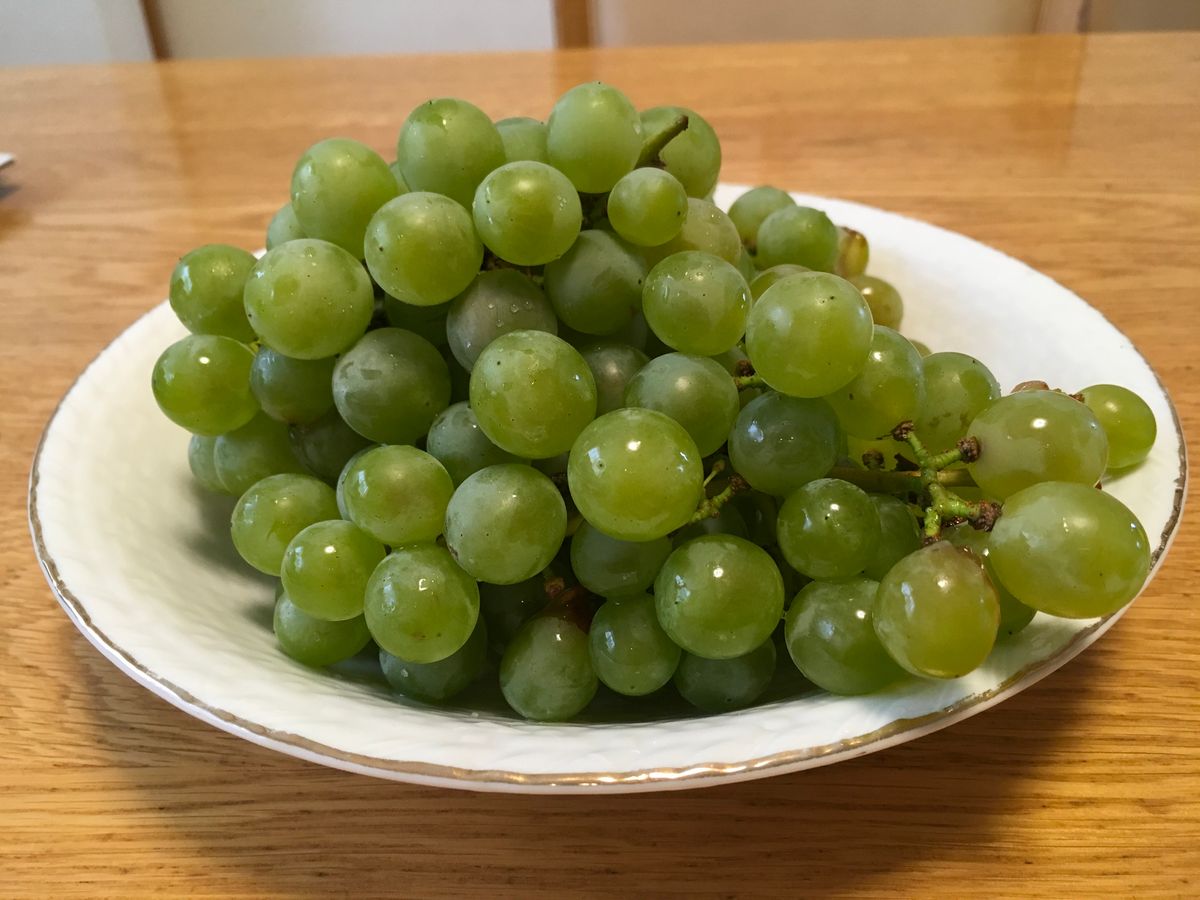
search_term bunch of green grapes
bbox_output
[152,81,1158,723]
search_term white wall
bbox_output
[0,0,152,65]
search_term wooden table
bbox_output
[2,33,1197,897]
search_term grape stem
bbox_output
[889,421,1001,537]
[687,471,750,524]
[636,113,689,169]
[733,372,766,391]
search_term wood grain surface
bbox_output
[1,33,1197,898]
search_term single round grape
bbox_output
[746,272,873,398]
[383,295,451,348]
[642,251,750,356]
[249,347,335,425]
[500,614,597,721]
[568,408,703,541]
[640,105,722,198]
[230,473,339,575]
[151,334,258,436]
[379,617,488,703]
[495,116,548,163]
[911,339,932,357]
[425,401,524,485]
[446,269,556,371]
[863,494,921,581]
[169,244,257,340]
[607,168,689,247]
[213,411,306,496]
[777,478,881,580]
[340,445,454,546]
[444,465,567,585]
[1080,383,1157,469]
[589,594,681,696]
[287,408,371,482]
[472,161,582,266]
[836,227,870,279]
[546,81,642,193]
[289,137,398,257]
[785,577,903,695]
[243,238,374,359]
[850,275,903,330]
[756,206,839,271]
[364,545,480,664]
[479,579,545,650]
[727,392,840,496]
[364,193,483,307]
[187,434,228,494]
[281,520,385,621]
[543,230,646,336]
[749,264,810,300]
[470,330,597,459]
[655,535,784,659]
[332,328,451,444]
[825,326,925,439]
[913,352,1001,452]
[266,203,306,249]
[967,390,1108,499]
[943,524,1036,638]
[396,97,505,207]
[624,353,739,456]
[988,481,1150,619]
[674,640,775,713]
[874,542,1000,679]
[728,186,795,247]
[570,521,672,598]
[645,198,741,266]
[579,341,649,416]
[274,592,370,667]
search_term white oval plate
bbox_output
[29,186,1186,793]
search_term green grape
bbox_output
[709,343,750,376]
[230,473,339,575]
[332,328,451,444]
[426,401,524,486]
[266,203,306,249]
[863,494,921,581]
[500,614,597,721]
[187,434,228,494]
[151,334,258,436]
[470,330,597,458]
[383,295,451,348]
[749,264,810,300]
[728,186,795,247]
[784,577,903,694]
[624,353,739,456]
[913,352,1001,452]
[445,349,471,402]
[444,464,567,585]
[737,247,757,283]
[589,594,681,696]
[745,272,873,397]
[213,411,306,496]
[274,592,371,667]
[568,408,703,541]
[364,545,480,663]
[640,105,722,198]
[169,244,257,340]
[243,238,374,359]
[281,519,385,621]
[543,230,646,336]
[645,198,741,266]
[364,193,483,307]
[446,269,557,370]
[755,206,839,272]
[495,116,548,163]
[579,341,649,415]
[472,161,582,266]
[1080,383,1157,469]
[287,408,371,482]
[910,339,932,357]
[546,81,642,193]
[851,275,903,330]
[873,541,1000,678]
[607,168,689,247]
[290,137,399,256]
[396,97,505,207]
[479,579,545,650]
[943,524,1036,637]
[379,617,488,703]
[825,325,925,439]
[654,535,784,659]
[777,478,881,579]
[836,227,870,279]
[673,503,749,544]
[340,445,453,545]
[570,521,672,598]
[674,640,775,713]
[727,392,840,496]
[735,491,779,547]
[988,481,1150,619]
[249,347,335,425]
[967,390,1108,499]
[387,160,409,193]
[642,251,750,356]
